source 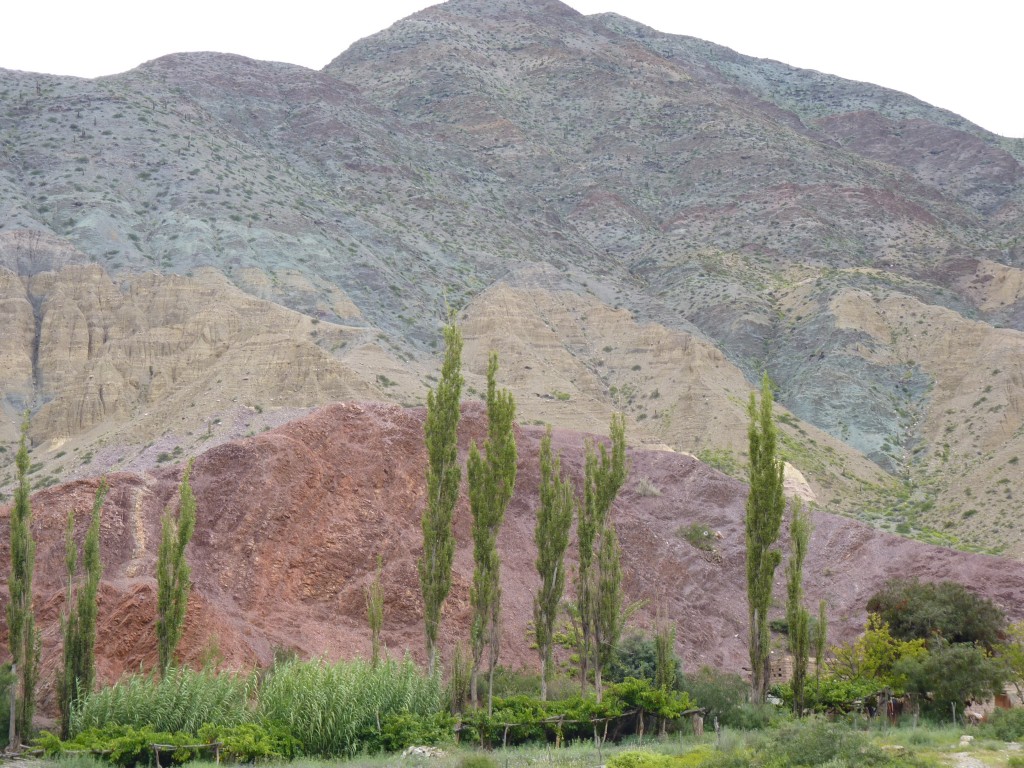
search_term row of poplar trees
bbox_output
[419,320,628,713]
[745,375,827,715]
[5,413,197,746]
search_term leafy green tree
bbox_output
[575,413,626,701]
[785,497,811,715]
[814,599,828,690]
[654,619,678,694]
[533,426,574,701]
[366,555,385,668]
[1000,621,1024,704]
[467,352,517,714]
[7,411,39,746]
[895,639,1006,714]
[866,578,1006,649]
[58,478,108,738]
[745,375,786,703]
[594,522,623,699]
[156,459,197,676]
[420,320,463,677]
[828,613,927,691]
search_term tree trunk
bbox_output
[540,653,548,702]
[9,662,16,749]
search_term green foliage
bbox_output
[695,448,743,479]
[814,600,828,689]
[745,376,785,703]
[366,555,385,668]
[467,351,517,712]
[156,459,197,676]
[60,479,108,738]
[421,320,463,676]
[257,657,442,757]
[534,426,575,701]
[608,750,673,768]
[681,667,761,729]
[576,413,627,699]
[773,676,878,715]
[866,578,1006,649]
[894,639,1006,713]
[679,523,715,551]
[606,633,682,690]
[828,614,927,691]
[8,410,39,744]
[71,666,254,736]
[38,725,205,767]
[785,498,811,715]
[654,621,678,694]
[375,712,453,753]
[458,754,498,768]
[197,722,300,762]
[752,718,895,767]
[982,707,1024,741]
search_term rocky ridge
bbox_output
[0,0,1022,550]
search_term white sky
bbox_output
[1,1,1021,138]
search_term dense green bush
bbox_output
[37,725,205,767]
[607,750,674,768]
[681,668,762,728]
[982,707,1024,741]
[607,634,683,688]
[375,712,454,753]
[752,718,928,767]
[71,667,254,736]
[257,656,443,756]
[197,723,300,762]
[866,579,1006,649]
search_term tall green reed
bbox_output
[71,666,254,736]
[258,656,442,756]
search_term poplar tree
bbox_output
[745,375,785,704]
[785,497,811,716]
[157,459,197,676]
[815,599,828,690]
[468,352,516,714]
[575,413,626,701]
[533,426,574,701]
[7,411,39,746]
[420,320,463,677]
[366,555,385,668]
[58,478,108,738]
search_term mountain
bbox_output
[1,0,1022,552]
[7,403,1024,712]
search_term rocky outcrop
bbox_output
[4,403,1024,713]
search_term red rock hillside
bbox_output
[3,401,1024,714]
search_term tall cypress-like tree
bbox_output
[533,426,574,701]
[7,411,39,746]
[575,413,626,701]
[420,320,463,677]
[467,352,516,714]
[814,599,828,691]
[156,459,197,676]
[785,497,811,716]
[745,375,786,704]
[58,478,108,738]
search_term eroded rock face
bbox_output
[4,403,1024,713]
[0,264,392,444]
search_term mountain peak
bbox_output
[429,0,581,20]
